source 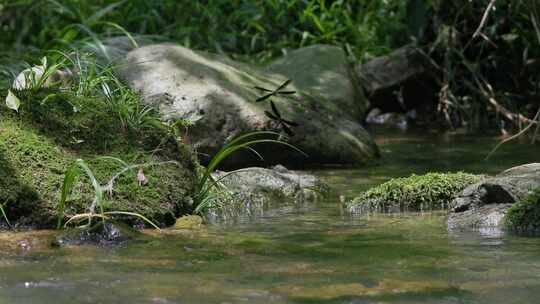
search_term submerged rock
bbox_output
[207,165,329,222]
[53,221,140,246]
[448,163,540,231]
[348,172,482,214]
[117,44,378,167]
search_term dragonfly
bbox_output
[254,79,296,102]
[264,100,299,136]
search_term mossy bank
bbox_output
[0,90,198,228]
[348,172,483,214]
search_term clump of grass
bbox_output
[504,188,540,233]
[348,172,482,214]
[4,52,169,153]
[193,130,305,214]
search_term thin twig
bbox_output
[465,0,497,49]
[486,106,540,160]
[474,77,537,126]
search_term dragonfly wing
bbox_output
[270,100,282,118]
[264,111,279,120]
[276,79,292,92]
[256,93,273,102]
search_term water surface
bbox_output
[1,131,540,304]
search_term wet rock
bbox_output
[117,44,378,167]
[206,165,329,222]
[448,163,540,231]
[53,221,141,246]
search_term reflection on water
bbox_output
[1,131,540,304]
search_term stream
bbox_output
[1,130,540,303]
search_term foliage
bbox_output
[504,187,540,232]
[2,52,174,154]
[348,172,482,213]
[0,0,412,62]
[421,0,540,133]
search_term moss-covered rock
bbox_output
[504,188,540,232]
[0,91,198,229]
[348,172,482,214]
[448,163,540,231]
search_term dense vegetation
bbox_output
[1,0,539,133]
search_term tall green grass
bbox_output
[0,0,411,62]
[4,51,161,137]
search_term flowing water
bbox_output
[1,130,540,304]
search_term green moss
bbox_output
[348,172,482,213]
[504,188,540,232]
[0,92,198,228]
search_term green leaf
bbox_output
[0,200,11,228]
[57,163,81,229]
[85,0,126,25]
[6,90,21,112]
[41,56,48,69]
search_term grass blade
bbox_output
[0,201,11,228]
[57,163,81,229]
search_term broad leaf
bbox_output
[6,90,21,112]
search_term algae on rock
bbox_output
[348,172,482,214]
[504,188,540,232]
[0,92,198,228]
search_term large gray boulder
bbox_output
[448,163,540,231]
[207,165,329,222]
[117,44,378,167]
